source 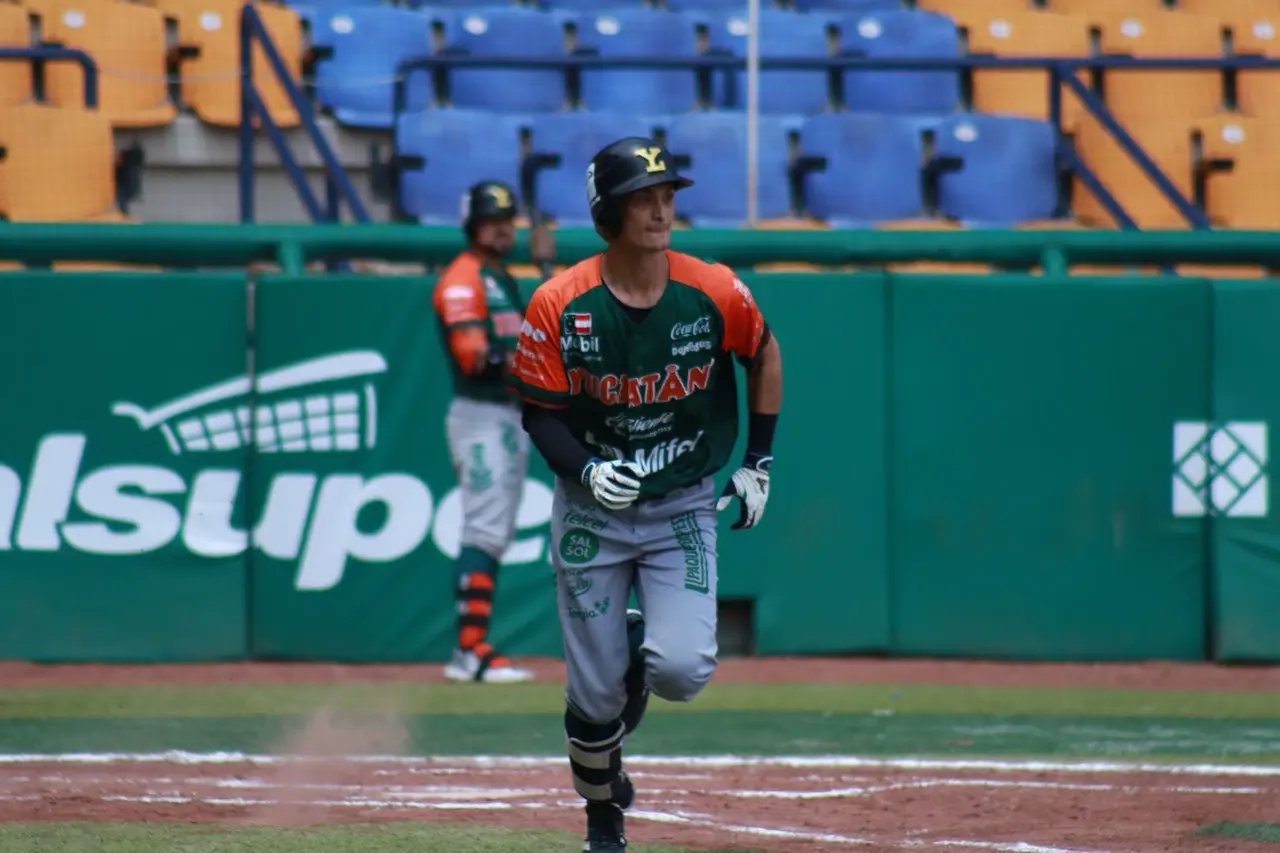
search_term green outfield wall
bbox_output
[0,226,1277,663]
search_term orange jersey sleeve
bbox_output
[509,279,570,408]
[434,254,490,375]
[672,253,767,361]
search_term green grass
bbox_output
[1196,823,1280,843]
[0,823,766,853]
[1,682,1277,720]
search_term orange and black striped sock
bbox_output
[455,546,499,652]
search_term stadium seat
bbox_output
[576,9,700,113]
[446,6,568,112]
[1094,10,1225,125]
[914,0,1030,31]
[160,0,303,128]
[663,0,755,12]
[841,9,962,113]
[526,112,663,225]
[43,0,176,127]
[1071,114,1197,229]
[0,2,32,108]
[311,6,434,129]
[1213,0,1280,117]
[792,0,902,11]
[706,10,834,114]
[0,104,126,222]
[876,218,992,275]
[1196,113,1280,229]
[964,10,1092,128]
[798,112,926,225]
[395,108,522,225]
[1046,0,1167,19]
[932,114,1061,224]
[665,111,800,226]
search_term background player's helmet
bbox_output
[461,180,518,242]
[586,136,694,238]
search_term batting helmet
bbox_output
[586,137,693,238]
[461,180,518,242]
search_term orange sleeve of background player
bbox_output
[433,256,490,376]
[701,264,768,364]
[509,278,571,409]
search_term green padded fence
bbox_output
[0,227,1278,664]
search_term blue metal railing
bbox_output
[391,53,1280,231]
[0,46,99,108]
[239,3,369,224]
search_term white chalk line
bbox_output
[2,751,1279,777]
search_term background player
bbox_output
[433,180,556,684]
[509,139,784,850]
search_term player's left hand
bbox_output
[716,453,771,530]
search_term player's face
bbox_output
[476,218,516,256]
[619,184,676,252]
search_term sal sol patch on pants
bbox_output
[559,529,600,565]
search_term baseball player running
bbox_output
[433,180,556,684]
[509,138,783,850]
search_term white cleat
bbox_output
[442,647,535,684]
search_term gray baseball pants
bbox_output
[551,475,720,725]
[445,397,529,558]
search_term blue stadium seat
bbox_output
[799,112,925,225]
[576,9,700,113]
[932,114,1059,225]
[841,9,961,114]
[706,10,833,114]
[311,7,436,129]
[665,112,801,226]
[445,7,569,112]
[396,109,523,225]
[792,0,900,11]
[535,0,645,10]
[527,112,664,225]
[290,0,386,30]
[664,0,753,11]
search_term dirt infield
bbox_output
[2,657,1278,691]
[0,752,1276,852]
[2,659,1277,850]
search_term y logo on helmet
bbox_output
[634,147,667,174]
[0,350,554,592]
[486,185,513,211]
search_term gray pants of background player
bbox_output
[551,476,720,725]
[445,397,529,558]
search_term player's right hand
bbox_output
[582,458,644,511]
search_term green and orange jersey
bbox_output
[509,250,768,498]
[433,250,527,404]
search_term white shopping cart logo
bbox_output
[110,350,388,455]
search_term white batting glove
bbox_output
[581,458,645,511]
[716,454,771,530]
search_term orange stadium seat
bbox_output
[1071,114,1198,229]
[965,10,1092,128]
[914,0,1031,31]
[1045,0,1167,20]
[877,218,993,275]
[1196,113,1280,229]
[159,0,301,128]
[0,2,32,108]
[1207,0,1280,117]
[1094,10,1226,126]
[43,0,176,126]
[0,103,128,222]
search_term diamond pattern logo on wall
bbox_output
[1172,421,1269,518]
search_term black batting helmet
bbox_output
[586,137,694,238]
[461,180,517,242]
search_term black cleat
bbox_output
[620,609,650,736]
[582,800,627,851]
